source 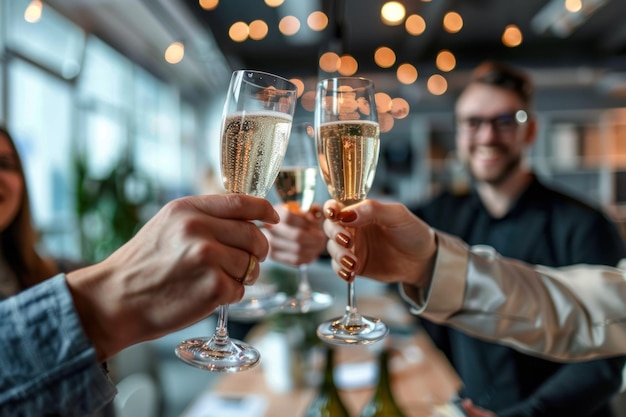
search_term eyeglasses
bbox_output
[457,110,528,136]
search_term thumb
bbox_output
[188,194,280,224]
[324,199,407,228]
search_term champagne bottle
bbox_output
[360,349,407,417]
[304,347,350,417]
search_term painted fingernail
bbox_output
[325,207,337,220]
[340,255,356,270]
[338,210,357,223]
[338,269,353,282]
[335,232,352,248]
[311,207,323,219]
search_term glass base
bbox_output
[228,292,287,322]
[282,291,333,314]
[317,315,389,345]
[175,337,260,372]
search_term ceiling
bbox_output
[181,0,626,75]
[46,0,626,111]
[178,0,626,104]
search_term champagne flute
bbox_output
[314,77,389,345]
[274,122,334,313]
[176,70,297,371]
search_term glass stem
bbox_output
[297,264,313,298]
[344,226,362,326]
[211,304,230,347]
[344,281,362,326]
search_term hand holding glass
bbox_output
[176,70,297,371]
[314,77,389,345]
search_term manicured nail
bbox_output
[340,255,356,270]
[338,210,357,223]
[335,232,352,248]
[325,207,337,220]
[338,269,353,282]
[311,207,323,219]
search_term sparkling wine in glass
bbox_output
[274,122,333,314]
[176,70,297,371]
[314,77,389,345]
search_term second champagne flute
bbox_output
[314,77,389,345]
[176,70,297,372]
[274,122,333,313]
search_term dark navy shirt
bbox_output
[413,176,626,417]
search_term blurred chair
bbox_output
[114,373,160,417]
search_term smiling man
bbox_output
[411,61,626,417]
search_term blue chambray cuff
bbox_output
[0,274,117,417]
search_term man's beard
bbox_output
[468,152,523,186]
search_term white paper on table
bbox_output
[334,361,378,390]
[183,392,268,417]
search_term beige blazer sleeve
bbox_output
[400,231,626,362]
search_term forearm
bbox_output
[401,231,626,361]
[0,275,116,416]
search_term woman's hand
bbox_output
[322,199,437,286]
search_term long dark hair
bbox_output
[0,125,56,290]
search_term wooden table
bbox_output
[180,291,462,417]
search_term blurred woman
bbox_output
[0,125,67,298]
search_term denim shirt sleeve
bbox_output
[0,274,117,417]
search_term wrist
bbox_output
[413,228,438,288]
[66,264,125,362]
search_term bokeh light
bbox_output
[502,24,523,47]
[379,112,395,132]
[338,55,358,76]
[165,42,184,64]
[405,14,426,35]
[24,0,43,23]
[199,0,218,11]
[397,63,418,84]
[249,20,269,40]
[443,11,463,33]
[289,78,305,98]
[436,50,456,72]
[308,11,328,31]
[229,21,249,42]
[301,90,316,112]
[390,98,410,119]
[565,0,582,13]
[319,52,340,73]
[427,74,448,95]
[374,47,396,68]
[375,92,392,113]
[279,16,300,36]
[381,1,406,26]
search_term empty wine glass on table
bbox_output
[176,70,297,372]
[314,77,389,345]
[274,122,334,314]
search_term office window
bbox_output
[180,102,200,192]
[79,108,128,179]
[133,69,183,194]
[78,36,132,109]
[5,0,85,79]
[7,58,76,256]
[76,36,134,178]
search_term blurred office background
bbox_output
[1,0,626,416]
